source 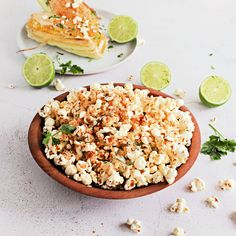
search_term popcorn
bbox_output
[134,156,146,170]
[219,179,235,190]
[169,198,190,213]
[205,196,219,208]
[53,79,65,91]
[65,164,77,176]
[40,83,194,190]
[171,227,185,236]
[189,178,206,192]
[174,89,186,99]
[126,219,142,233]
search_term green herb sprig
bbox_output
[60,124,76,134]
[201,124,236,160]
[42,132,60,145]
[59,60,84,75]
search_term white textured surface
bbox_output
[1,0,236,235]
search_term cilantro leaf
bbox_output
[60,124,76,134]
[42,132,60,145]
[69,65,84,74]
[42,132,52,145]
[59,60,84,75]
[201,125,236,160]
[52,137,60,145]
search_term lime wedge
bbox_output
[108,15,138,43]
[23,54,55,88]
[199,76,231,107]
[140,62,171,90]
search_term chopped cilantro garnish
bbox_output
[48,15,60,19]
[42,132,60,145]
[58,60,84,75]
[60,124,76,134]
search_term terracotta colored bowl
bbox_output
[28,83,201,199]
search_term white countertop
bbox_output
[1,0,236,235]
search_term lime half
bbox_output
[140,62,171,90]
[199,76,231,107]
[108,15,138,43]
[23,54,55,88]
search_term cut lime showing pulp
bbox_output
[199,76,231,107]
[108,15,138,43]
[23,54,55,88]
[140,62,171,90]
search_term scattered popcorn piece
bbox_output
[205,196,219,208]
[53,79,65,91]
[171,227,185,236]
[138,38,145,46]
[126,219,142,233]
[219,179,235,190]
[189,178,206,192]
[128,75,134,81]
[174,89,186,99]
[169,198,190,213]
[7,84,16,89]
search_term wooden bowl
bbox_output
[28,83,201,199]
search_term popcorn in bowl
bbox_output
[39,83,195,190]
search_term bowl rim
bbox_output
[28,83,201,199]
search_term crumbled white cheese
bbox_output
[174,89,186,99]
[219,179,235,190]
[72,0,83,9]
[126,219,142,233]
[171,227,185,236]
[169,198,190,213]
[189,178,206,192]
[53,79,65,91]
[205,196,219,208]
[65,2,71,8]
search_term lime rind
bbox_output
[199,76,231,107]
[140,61,171,90]
[108,15,138,43]
[23,54,55,88]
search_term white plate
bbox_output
[17,9,137,75]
